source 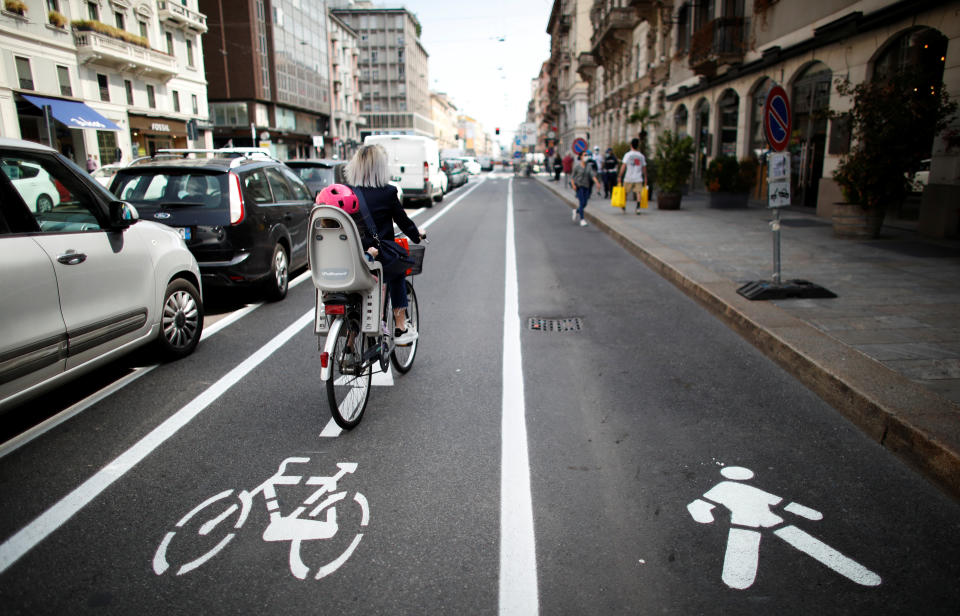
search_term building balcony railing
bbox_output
[73,29,178,81]
[157,1,208,33]
[576,52,597,81]
[689,16,747,76]
[590,6,639,62]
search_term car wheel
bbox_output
[433,191,444,203]
[36,194,53,213]
[264,243,289,301]
[156,279,203,361]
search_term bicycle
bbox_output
[308,204,422,430]
[152,457,368,580]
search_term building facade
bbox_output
[328,11,363,160]
[200,0,332,159]
[331,2,433,139]
[430,90,458,150]
[545,0,593,156]
[568,0,960,237]
[0,0,213,166]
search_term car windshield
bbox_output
[112,170,228,209]
[290,165,335,186]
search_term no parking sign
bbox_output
[572,138,588,154]
[763,86,792,152]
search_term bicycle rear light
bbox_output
[324,304,345,315]
[320,352,329,368]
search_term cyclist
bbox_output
[342,145,425,344]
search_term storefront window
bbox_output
[718,89,739,157]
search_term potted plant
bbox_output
[652,130,694,210]
[704,155,758,208]
[832,71,956,238]
[48,10,68,28]
[4,0,26,16]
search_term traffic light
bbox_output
[495,127,500,135]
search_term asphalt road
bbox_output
[1,174,959,615]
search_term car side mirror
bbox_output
[109,200,139,229]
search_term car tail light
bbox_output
[228,172,245,225]
[324,304,345,315]
[423,161,429,183]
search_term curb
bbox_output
[533,176,960,501]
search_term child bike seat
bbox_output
[308,205,382,293]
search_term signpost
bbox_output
[736,86,835,301]
[572,137,588,155]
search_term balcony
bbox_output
[157,1,208,33]
[590,6,639,64]
[73,29,178,81]
[689,17,747,77]
[576,52,597,82]
[559,14,571,33]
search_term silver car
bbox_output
[0,138,204,412]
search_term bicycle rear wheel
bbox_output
[391,280,419,373]
[326,318,371,429]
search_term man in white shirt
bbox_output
[618,138,647,214]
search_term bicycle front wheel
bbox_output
[391,280,419,373]
[326,318,371,430]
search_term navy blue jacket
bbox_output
[351,185,421,251]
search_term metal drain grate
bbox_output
[527,317,583,332]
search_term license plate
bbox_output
[176,227,191,241]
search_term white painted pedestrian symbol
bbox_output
[687,466,881,589]
[153,457,369,580]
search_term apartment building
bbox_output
[570,0,959,237]
[0,0,212,165]
[199,0,332,158]
[431,90,458,150]
[331,2,432,139]
[329,11,364,159]
[545,0,593,155]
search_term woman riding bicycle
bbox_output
[343,145,425,344]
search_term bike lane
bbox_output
[0,177,515,614]
[511,179,960,614]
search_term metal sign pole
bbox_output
[772,207,781,283]
[43,105,56,148]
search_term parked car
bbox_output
[0,137,203,413]
[364,135,444,205]
[90,163,126,187]
[456,156,482,175]
[284,159,338,196]
[909,158,931,193]
[441,158,469,190]
[0,158,61,212]
[109,151,315,301]
[478,155,493,171]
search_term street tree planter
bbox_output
[652,130,694,210]
[656,192,682,210]
[705,155,757,209]
[831,202,885,238]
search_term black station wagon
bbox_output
[110,152,315,300]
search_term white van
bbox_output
[364,135,444,205]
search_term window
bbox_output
[97,130,118,165]
[0,153,100,230]
[172,90,180,112]
[165,31,174,55]
[57,65,72,96]
[186,39,195,67]
[191,94,198,115]
[115,11,125,30]
[265,168,294,201]
[243,170,272,203]
[146,84,156,108]
[139,21,148,44]
[15,57,33,90]
[46,0,59,10]
[280,167,312,201]
[98,74,110,101]
[124,79,133,104]
[87,1,99,21]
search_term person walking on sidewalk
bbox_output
[552,154,562,181]
[562,152,574,188]
[570,150,602,227]
[601,147,619,199]
[618,138,647,214]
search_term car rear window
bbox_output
[114,170,227,210]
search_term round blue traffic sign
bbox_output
[572,138,588,154]
[513,151,522,159]
[764,86,792,152]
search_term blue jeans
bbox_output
[575,186,591,219]
[387,273,408,310]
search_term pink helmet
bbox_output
[315,183,358,214]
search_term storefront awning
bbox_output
[21,95,121,131]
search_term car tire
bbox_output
[264,243,289,302]
[433,191,444,203]
[156,279,203,361]
[36,194,53,213]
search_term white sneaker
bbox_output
[572,209,578,222]
[580,219,588,227]
[394,324,419,345]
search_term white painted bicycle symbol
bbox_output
[153,457,369,580]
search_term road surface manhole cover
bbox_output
[527,317,582,332]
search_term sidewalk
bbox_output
[533,174,960,500]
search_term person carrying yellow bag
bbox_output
[618,137,648,215]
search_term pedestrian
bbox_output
[552,154,562,182]
[569,150,602,227]
[86,154,98,173]
[618,137,647,214]
[561,151,574,188]
[602,147,619,199]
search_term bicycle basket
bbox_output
[394,238,425,276]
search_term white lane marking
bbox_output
[0,311,315,575]
[419,177,487,231]
[289,269,311,289]
[319,421,342,438]
[499,177,539,614]
[202,302,262,340]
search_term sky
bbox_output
[389,0,554,150]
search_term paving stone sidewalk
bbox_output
[532,173,960,499]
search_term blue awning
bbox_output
[21,95,121,131]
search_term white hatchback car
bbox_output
[0,138,204,412]
[0,158,60,212]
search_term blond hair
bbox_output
[345,144,389,187]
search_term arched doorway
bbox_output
[694,98,710,186]
[749,77,774,157]
[717,89,740,158]
[790,62,831,207]
[674,104,688,138]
